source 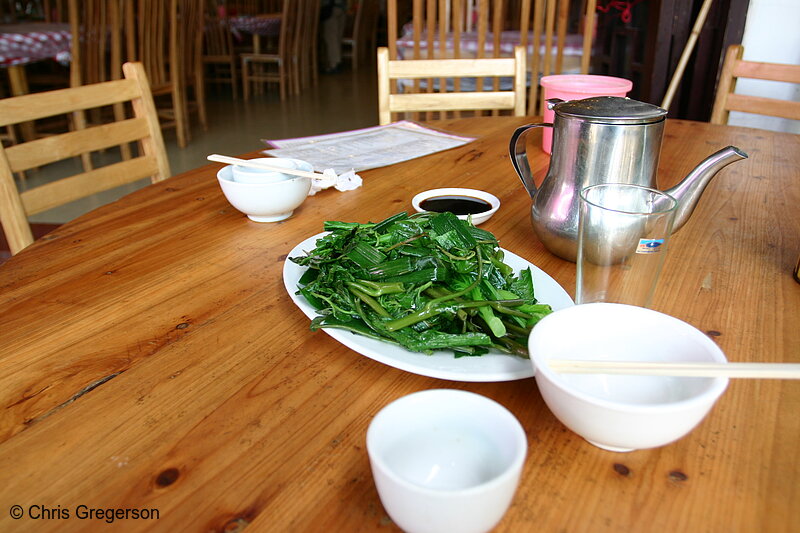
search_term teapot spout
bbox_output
[666,146,748,232]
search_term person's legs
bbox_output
[321,5,346,73]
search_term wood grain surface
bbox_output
[0,117,797,532]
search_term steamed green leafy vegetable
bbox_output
[289,211,552,358]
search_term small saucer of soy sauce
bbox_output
[412,187,500,225]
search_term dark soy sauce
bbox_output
[419,195,492,215]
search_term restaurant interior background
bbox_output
[0,0,797,250]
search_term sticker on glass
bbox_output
[636,239,665,254]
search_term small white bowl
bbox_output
[528,303,729,452]
[367,389,527,533]
[217,165,311,222]
[412,188,500,225]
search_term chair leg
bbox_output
[230,59,239,99]
[277,60,286,101]
[242,57,250,101]
[172,86,188,148]
[195,73,208,131]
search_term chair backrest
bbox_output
[387,0,596,116]
[68,0,123,87]
[0,62,171,255]
[44,0,68,22]
[377,45,527,125]
[343,0,380,69]
[204,14,235,59]
[388,0,509,62]
[290,0,318,92]
[231,0,280,15]
[123,0,183,89]
[350,0,380,45]
[519,0,596,115]
[179,0,205,86]
[710,44,800,125]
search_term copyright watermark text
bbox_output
[8,504,159,523]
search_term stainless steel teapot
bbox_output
[510,96,748,262]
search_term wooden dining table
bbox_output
[0,116,798,531]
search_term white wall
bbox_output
[727,0,800,133]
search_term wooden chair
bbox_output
[43,0,68,21]
[376,45,527,125]
[710,44,800,125]
[342,0,380,71]
[241,0,297,100]
[0,62,171,256]
[519,0,596,115]
[387,0,597,116]
[68,0,130,169]
[180,0,209,133]
[296,0,320,91]
[203,15,240,97]
[231,0,281,15]
[123,0,206,148]
[387,0,507,62]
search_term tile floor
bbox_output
[23,65,378,224]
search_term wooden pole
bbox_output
[661,0,715,110]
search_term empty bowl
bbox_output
[217,163,311,222]
[528,303,729,452]
[367,389,527,533]
[412,188,500,225]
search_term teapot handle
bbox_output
[509,123,552,199]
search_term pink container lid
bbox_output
[540,74,633,95]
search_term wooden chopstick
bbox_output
[547,360,800,379]
[207,154,334,181]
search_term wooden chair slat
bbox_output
[387,57,518,78]
[20,157,161,215]
[732,61,800,84]
[6,119,151,173]
[726,94,800,121]
[0,80,139,127]
[389,92,518,112]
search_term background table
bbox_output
[228,14,280,54]
[0,22,71,68]
[0,117,797,531]
[0,22,70,141]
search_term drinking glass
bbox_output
[576,184,678,307]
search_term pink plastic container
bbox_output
[540,75,633,153]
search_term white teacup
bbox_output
[231,157,297,184]
[367,389,527,533]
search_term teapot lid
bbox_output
[553,96,668,124]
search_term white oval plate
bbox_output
[283,232,574,382]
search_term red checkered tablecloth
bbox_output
[228,15,281,38]
[0,23,71,68]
